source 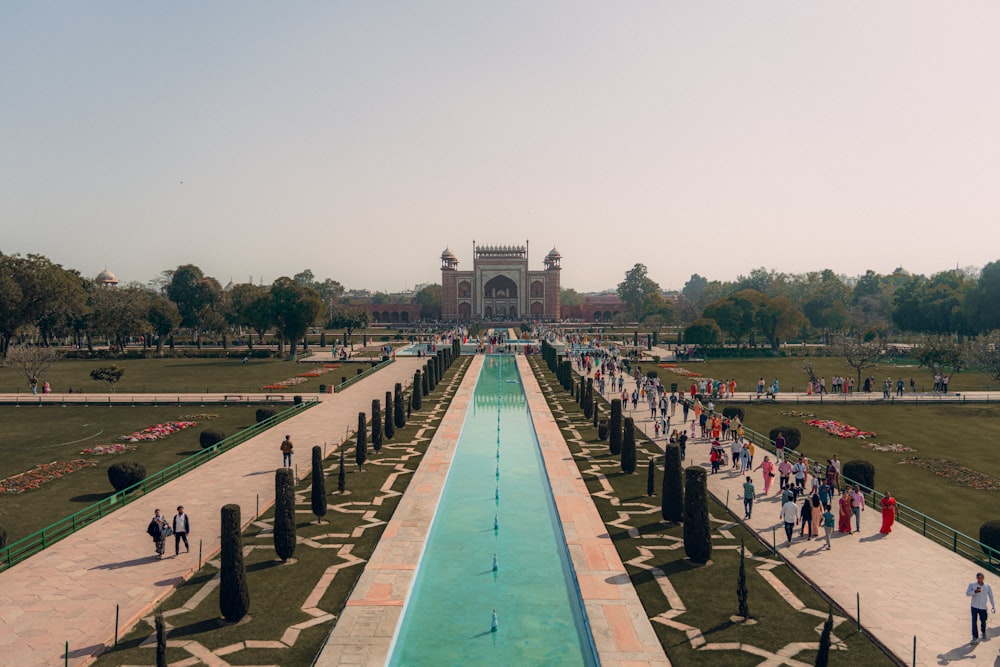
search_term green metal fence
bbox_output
[0,399,317,572]
[333,358,394,393]
[740,425,1000,572]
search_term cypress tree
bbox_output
[384,391,395,440]
[621,418,637,474]
[426,359,435,392]
[609,399,623,456]
[646,457,656,495]
[593,399,599,428]
[337,449,346,493]
[394,383,406,428]
[661,444,683,522]
[311,446,326,523]
[155,611,166,667]
[737,539,750,619]
[683,466,711,564]
[412,372,423,410]
[274,468,296,561]
[583,380,593,419]
[815,610,833,667]
[219,504,250,622]
[371,399,383,453]
[421,365,429,396]
[407,392,412,418]
[356,412,367,470]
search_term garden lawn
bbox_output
[657,356,997,394]
[0,405,263,543]
[529,358,894,667]
[93,356,470,667]
[0,357,374,394]
[739,402,1000,539]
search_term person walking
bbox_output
[756,455,775,495]
[774,431,786,462]
[742,476,756,519]
[879,490,897,534]
[280,434,294,468]
[849,484,865,532]
[780,497,799,546]
[966,572,995,643]
[838,491,853,533]
[147,509,170,559]
[800,496,814,539]
[778,458,792,491]
[172,505,191,555]
[821,504,835,550]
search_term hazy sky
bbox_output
[3,2,999,293]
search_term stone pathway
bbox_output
[581,364,1000,666]
[0,358,424,667]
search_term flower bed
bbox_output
[261,364,342,391]
[658,366,702,377]
[0,460,96,494]
[779,410,816,418]
[118,421,196,443]
[178,413,219,421]
[898,458,1000,490]
[806,418,876,439]
[80,443,138,456]
[860,442,916,453]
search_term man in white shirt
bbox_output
[779,499,799,546]
[966,572,996,642]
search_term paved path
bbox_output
[0,358,424,667]
[580,365,1000,666]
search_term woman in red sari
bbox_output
[756,455,775,495]
[838,491,853,533]
[879,491,897,534]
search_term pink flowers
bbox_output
[806,419,876,439]
[261,364,341,391]
[118,421,196,443]
[80,443,137,456]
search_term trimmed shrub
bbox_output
[661,444,683,523]
[609,399,623,456]
[356,412,367,470]
[646,370,658,380]
[219,504,250,622]
[592,401,599,428]
[979,520,1000,559]
[311,446,326,522]
[843,459,876,490]
[293,395,302,405]
[108,461,147,492]
[646,458,656,496]
[412,372,423,410]
[255,408,277,423]
[274,468,296,561]
[384,391,395,440]
[721,407,745,422]
[337,450,346,493]
[394,383,406,428]
[621,418,637,474]
[598,419,609,441]
[683,466,711,564]
[737,540,750,620]
[768,426,801,451]
[371,399,383,453]
[421,365,429,396]
[199,429,225,449]
[583,380,594,419]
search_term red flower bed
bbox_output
[806,419,876,439]
[118,421,196,443]
[0,460,96,494]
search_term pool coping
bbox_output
[314,354,668,666]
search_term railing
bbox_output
[740,425,1000,572]
[0,399,317,572]
[334,358,394,393]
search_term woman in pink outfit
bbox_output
[756,455,776,495]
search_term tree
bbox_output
[147,295,181,355]
[835,336,883,386]
[646,457,656,495]
[411,372,422,410]
[394,382,406,428]
[914,336,965,381]
[87,285,152,352]
[617,263,661,323]
[274,468,296,561]
[311,446,327,523]
[967,333,1000,384]
[560,288,582,306]
[230,283,273,347]
[337,449,346,493]
[371,399,383,453]
[736,539,750,620]
[166,264,222,347]
[91,366,126,392]
[0,254,88,355]
[609,399,623,456]
[621,418,637,473]
[415,284,442,320]
[684,319,722,346]
[2,345,59,390]
[328,305,369,349]
[661,444,683,523]
[384,390,395,440]
[219,504,250,622]
[270,277,323,360]
[683,467,711,564]
[755,295,808,350]
[356,412,367,470]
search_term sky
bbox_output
[2,2,999,293]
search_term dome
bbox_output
[441,247,457,260]
[96,269,119,285]
[546,247,561,259]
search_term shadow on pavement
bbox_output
[90,554,161,570]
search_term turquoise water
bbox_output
[387,355,597,666]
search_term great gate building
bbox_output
[441,242,561,321]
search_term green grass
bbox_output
[738,402,1000,539]
[529,358,894,666]
[0,357,373,394]
[0,405,262,542]
[93,356,471,667]
[656,356,998,394]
